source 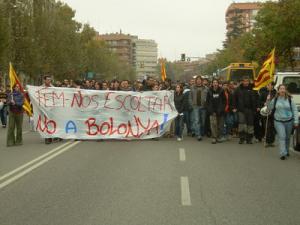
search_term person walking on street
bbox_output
[253,89,264,142]
[174,84,185,141]
[229,81,239,137]
[0,86,8,128]
[233,77,257,144]
[190,76,209,141]
[259,82,277,147]
[223,82,234,140]
[183,85,193,136]
[206,79,226,144]
[6,84,24,147]
[41,75,54,144]
[162,79,175,138]
[267,84,298,160]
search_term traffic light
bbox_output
[181,54,186,62]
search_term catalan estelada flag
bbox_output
[254,48,276,90]
[161,61,167,81]
[9,63,33,116]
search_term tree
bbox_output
[203,0,300,75]
[0,2,9,71]
[0,0,143,83]
[224,10,245,47]
[253,0,300,70]
[202,35,249,75]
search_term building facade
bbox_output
[97,32,138,66]
[97,32,158,79]
[226,3,261,35]
[133,39,158,80]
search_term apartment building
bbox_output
[98,32,158,79]
[97,32,138,66]
[133,39,158,80]
[226,2,261,34]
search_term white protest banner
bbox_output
[27,86,178,140]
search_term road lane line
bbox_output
[0,141,73,182]
[181,176,191,206]
[179,148,186,162]
[0,141,81,190]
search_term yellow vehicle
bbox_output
[219,63,256,82]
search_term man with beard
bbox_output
[233,77,257,144]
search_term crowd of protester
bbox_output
[0,74,298,161]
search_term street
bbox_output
[0,122,300,225]
[1,0,300,224]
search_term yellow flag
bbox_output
[254,48,276,91]
[9,63,33,116]
[161,61,167,81]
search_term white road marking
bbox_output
[0,141,73,182]
[179,148,186,162]
[180,176,191,206]
[0,141,80,190]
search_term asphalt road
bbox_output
[0,121,300,225]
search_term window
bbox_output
[283,77,300,94]
[230,69,255,81]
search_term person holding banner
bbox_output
[267,84,298,160]
[6,84,24,147]
[174,84,185,141]
[120,80,132,91]
[41,75,54,145]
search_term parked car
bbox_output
[274,72,300,151]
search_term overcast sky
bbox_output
[62,0,266,61]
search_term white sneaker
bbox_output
[177,137,182,141]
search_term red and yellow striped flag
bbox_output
[254,48,276,90]
[161,61,167,81]
[9,63,32,116]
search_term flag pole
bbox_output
[9,63,14,102]
[264,90,271,148]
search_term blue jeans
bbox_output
[175,115,184,138]
[183,111,192,134]
[274,120,293,157]
[192,106,206,137]
[224,112,234,136]
[0,105,7,126]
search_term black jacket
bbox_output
[233,84,257,112]
[174,92,184,114]
[206,87,226,116]
[259,87,277,108]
